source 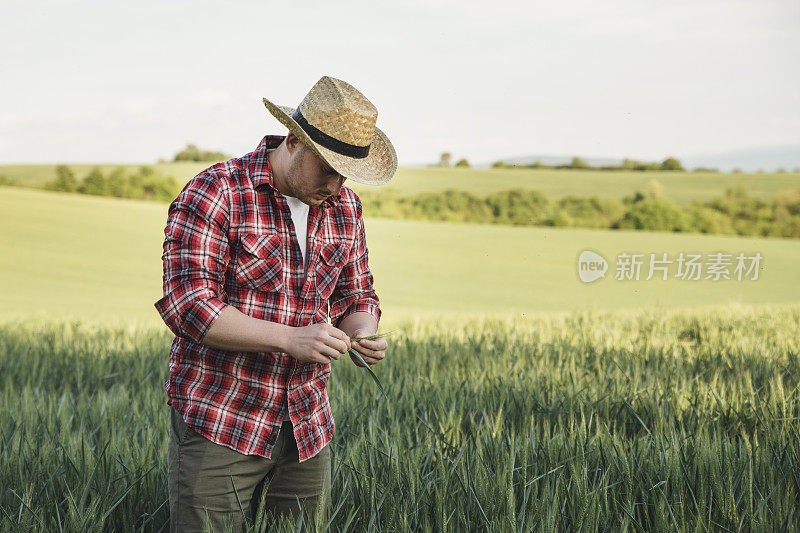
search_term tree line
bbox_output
[357,184,800,238]
[42,165,180,202]
[491,156,687,171]
[8,166,800,238]
[433,152,690,171]
[172,143,229,162]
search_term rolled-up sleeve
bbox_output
[153,173,231,343]
[329,196,381,328]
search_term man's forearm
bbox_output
[336,311,378,339]
[200,305,291,353]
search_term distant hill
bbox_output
[487,155,622,169]
[483,145,800,172]
[682,145,800,173]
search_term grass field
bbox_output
[3,187,799,327]
[374,167,800,204]
[3,163,799,205]
[1,305,798,530]
[3,179,800,531]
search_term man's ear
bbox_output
[285,131,303,155]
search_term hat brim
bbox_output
[262,98,397,185]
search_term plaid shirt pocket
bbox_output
[234,233,283,292]
[316,242,348,300]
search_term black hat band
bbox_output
[291,109,371,159]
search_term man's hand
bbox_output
[349,329,388,367]
[284,322,350,365]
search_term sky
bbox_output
[1,0,798,166]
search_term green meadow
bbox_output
[3,182,800,531]
[3,162,799,204]
[373,166,800,204]
[2,304,798,531]
[2,186,799,327]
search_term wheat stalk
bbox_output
[327,329,397,397]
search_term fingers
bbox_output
[318,342,342,361]
[307,350,340,366]
[326,324,351,354]
[351,339,386,366]
[351,342,384,360]
[349,334,388,367]
[300,324,387,367]
[351,336,387,359]
[349,351,383,367]
[290,323,352,365]
[352,337,387,352]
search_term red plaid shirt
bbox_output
[154,135,381,462]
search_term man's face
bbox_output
[284,143,347,206]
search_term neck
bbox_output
[266,146,291,196]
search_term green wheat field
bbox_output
[2,167,800,531]
[1,307,798,531]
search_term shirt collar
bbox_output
[247,135,342,209]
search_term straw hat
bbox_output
[262,76,397,185]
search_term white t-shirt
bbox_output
[283,193,310,278]
[280,193,310,422]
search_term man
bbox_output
[154,75,396,532]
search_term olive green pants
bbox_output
[167,406,331,532]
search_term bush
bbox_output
[772,190,800,216]
[570,157,589,169]
[542,211,572,227]
[660,157,684,171]
[174,143,229,162]
[616,198,687,232]
[455,158,470,168]
[622,159,661,171]
[486,189,551,226]
[686,205,735,235]
[0,175,19,187]
[779,216,800,238]
[622,191,647,206]
[107,168,129,198]
[705,188,772,232]
[44,165,78,192]
[78,167,108,196]
[557,196,626,229]
[126,166,179,202]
